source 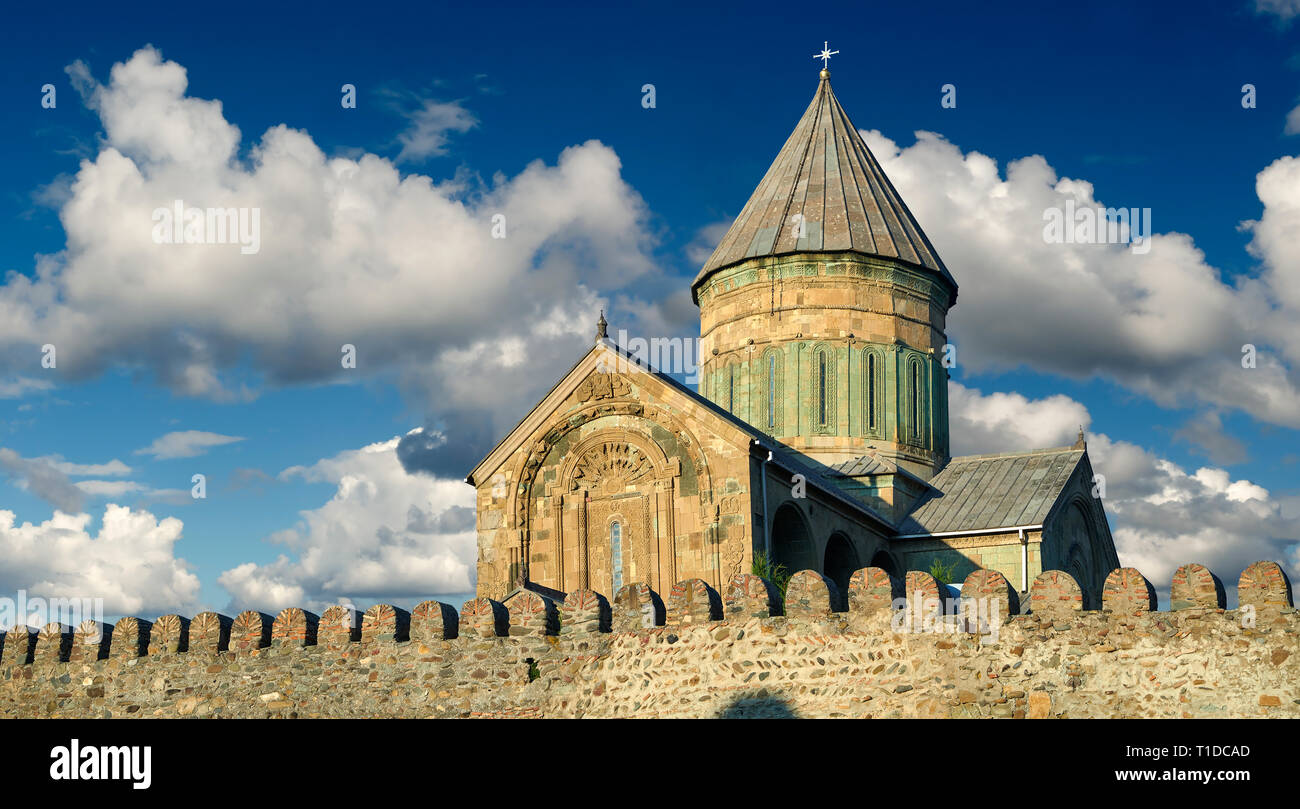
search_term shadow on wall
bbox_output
[717,691,800,719]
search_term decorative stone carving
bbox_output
[572,442,655,494]
[575,373,631,402]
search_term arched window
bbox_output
[865,351,879,434]
[727,362,736,413]
[811,345,835,434]
[908,358,922,441]
[768,354,776,429]
[759,348,783,435]
[610,521,623,593]
[817,352,828,427]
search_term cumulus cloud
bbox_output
[134,430,244,459]
[2,46,662,472]
[0,505,200,617]
[862,128,1300,429]
[949,384,1300,603]
[948,382,1088,456]
[218,435,476,612]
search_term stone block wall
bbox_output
[0,562,1294,719]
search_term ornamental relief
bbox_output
[509,400,715,532]
[575,372,631,402]
[571,442,656,496]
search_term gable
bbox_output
[466,340,758,488]
[896,448,1085,535]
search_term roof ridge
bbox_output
[947,445,1085,463]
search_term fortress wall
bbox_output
[0,563,1294,719]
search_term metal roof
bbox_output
[895,447,1085,536]
[692,71,956,296]
[829,453,901,477]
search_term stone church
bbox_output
[466,67,1120,609]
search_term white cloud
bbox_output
[218,435,476,612]
[134,430,244,460]
[0,46,663,476]
[948,382,1087,456]
[0,448,87,513]
[2,47,656,426]
[1286,101,1300,135]
[395,99,477,163]
[0,378,53,399]
[863,128,1300,429]
[47,457,131,477]
[949,384,1300,599]
[684,220,731,266]
[74,480,145,497]
[1172,410,1249,465]
[0,505,200,617]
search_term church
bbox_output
[466,64,1120,610]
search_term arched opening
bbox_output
[771,503,816,575]
[823,533,859,596]
[869,550,900,579]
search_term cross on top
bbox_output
[814,41,839,70]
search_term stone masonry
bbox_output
[0,561,1295,719]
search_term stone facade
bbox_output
[696,252,952,476]
[2,562,1293,719]
[468,347,762,600]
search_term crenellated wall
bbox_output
[0,561,1295,719]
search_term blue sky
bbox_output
[1,0,1299,618]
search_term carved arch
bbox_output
[507,398,719,589]
[509,397,716,532]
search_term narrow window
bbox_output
[909,360,920,439]
[767,354,776,431]
[817,352,828,427]
[867,353,877,432]
[610,521,623,592]
[727,366,735,412]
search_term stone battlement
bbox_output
[0,562,1294,718]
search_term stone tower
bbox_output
[693,69,958,479]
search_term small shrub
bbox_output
[928,557,957,586]
[752,550,792,598]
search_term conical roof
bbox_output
[693,72,956,300]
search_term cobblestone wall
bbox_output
[0,563,1295,719]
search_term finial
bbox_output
[1074,426,1086,450]
[814,41,838,78]
[595,310,608,341]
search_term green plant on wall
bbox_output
[928,556,957,586]
[752,550,792,597]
